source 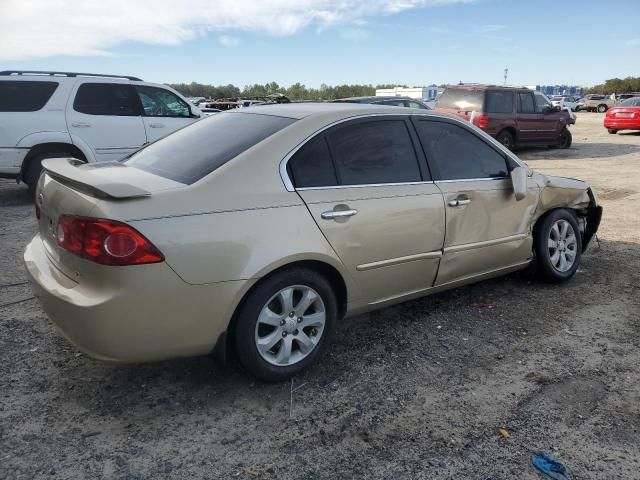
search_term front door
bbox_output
[289,117,446,304]
[134,85,198,143]
[412,117,538,286]
[67,81,147,162]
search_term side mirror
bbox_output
[511,166,527,201]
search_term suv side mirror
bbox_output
[511,166,527,201]
[542,105,553,114]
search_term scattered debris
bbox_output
[531,451,572,480]
[498,428,510,439]
[470,303,497,308]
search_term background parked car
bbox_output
[0,71,202,193]
[550,95,579,111]
[582,94,615,113]
[333,96,430,109]
[604,96,640,134]
[434,85,574,150]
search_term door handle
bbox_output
[321,209,358,220]
[71,122,91,128]
[149,123,165,128]
[448,199,471,207]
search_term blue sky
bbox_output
[1,0,638,88]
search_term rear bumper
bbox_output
[0,147,27,177]
[24,234,251,362]
[603,118,640,130]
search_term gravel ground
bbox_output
[1,112,639,479]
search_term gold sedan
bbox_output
[24,104,602,381]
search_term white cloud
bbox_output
[625,38,640,48]
[0,0,474,60]
[218,35,240,47]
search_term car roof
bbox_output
[334,96,417,102]
[231,102,433,120]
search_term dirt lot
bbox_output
[1,112,639,479]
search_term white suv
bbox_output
[0,71,202,192]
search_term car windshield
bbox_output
[436,89,484,111]
[620,97,640,107]
[126,112,295,184]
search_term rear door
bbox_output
[290,116,445,304]
[484,90,515,137]
[67,80,147,162]
[412,117,537,286]
[134,85,199,143]
[515,91,539,142]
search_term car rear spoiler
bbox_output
[41,158,151,199]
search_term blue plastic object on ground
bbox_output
[531,451,572,480]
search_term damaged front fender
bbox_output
[533,173,602,252]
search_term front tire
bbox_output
[534,209,582,283]
[234,268,337,381]
[558,128,572,149]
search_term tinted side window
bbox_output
[0,81,58,112]
[517,93,535,113]
[73,83,140,116]
[534,94,551,113]
[485,91,514,113]
[327,120,422,185]
[415,121,509,180]
[126,112,295,184]
[288,135,338,188]
[136,85,191,117]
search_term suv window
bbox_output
[288,135,338,188]
[74,83,140,116]
[136,85,191,117]
[485,90,514,113]
[517,92,535,113]
[534,93,552,113]
[0,81,58,112]
[407,100,429,110]
[414,120,509,180]
[436,89,484,111]
[126,112,295,184]
[326,119,422,185]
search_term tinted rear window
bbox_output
[436,89,484,111]
[126,112,295,184]
[0,81,58,112]
[485,91,514,113]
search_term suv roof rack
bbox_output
[0,70,143,81]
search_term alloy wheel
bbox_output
[254,285,326,366]
[548,219,578,272]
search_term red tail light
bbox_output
[56,215,164,266]
[473,114,489,129]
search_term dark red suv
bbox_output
[434,85,574,150]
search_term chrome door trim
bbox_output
[356,251,442,272]
[436,177,510,184]
[297,180,435,191]
[278,112,528,192]
[444,233,528,254]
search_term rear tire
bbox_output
[597,104,608,113]
[23,151,71,196]
[558,128,572,149]
[534,209,582,283]
[607,128,618,134]
[496,130,515,150]
[234,268,337,382]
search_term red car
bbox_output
[604,97,640,134]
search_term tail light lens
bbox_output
[56,215,164,266]
[473,114,489,129]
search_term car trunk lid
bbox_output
[36,158,183,279]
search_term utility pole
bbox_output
[503,66,508,85]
